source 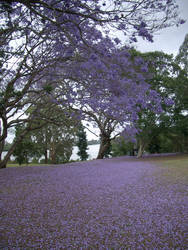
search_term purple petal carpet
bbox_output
[0,157,187,249]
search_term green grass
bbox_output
[7,163,51,168]
[149,154,188,183]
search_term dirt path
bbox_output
[0,157,187,249]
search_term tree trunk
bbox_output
[0,120,7,168]
[0,162,6,168]
[0,152,10,168]
[0,129,28,169]
[97,135,111,159]
[44,149,48,164]
[44,132,48,164]
[0,141,4,163]
[0,141,5,159]
[137,140,145,158]
[50,140,56,164]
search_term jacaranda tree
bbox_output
[0,0,185,168]
[61,47,168,159]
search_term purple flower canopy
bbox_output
[0,0,185,168]
[0,158,187,248]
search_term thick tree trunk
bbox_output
[0,152,2,164]
[0,146,12,168]
[0,154,9,169]
[97,135,111,159]
[0,143,16,168]
[0,120,7,168]
[0,141,8,168]
[0,162,6,168]
[0,129,29,169]
[0,141,5,159]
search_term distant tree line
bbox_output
[87,140,100,145]
[12,114,89,165]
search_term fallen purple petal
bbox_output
[0,157,187,248]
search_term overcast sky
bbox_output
[135,0,188,56]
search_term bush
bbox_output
[31,158,39,164]
[111,137,135,157]
[39,159,46,164]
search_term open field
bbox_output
[0,155,187,249]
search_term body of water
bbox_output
[71,144,100,161]
[2,144,100,162]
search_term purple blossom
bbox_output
[118,23,126,30]
[114,37,121,45]
[180,19,186,24]
[130,36,137,42]
[164,98,174,106]
[114,15,119,21]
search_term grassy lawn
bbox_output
[7,163,51,167]
[149,154,188,183]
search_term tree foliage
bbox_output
[13,124,38,165]
[0,0,185,167]
[111,48,188,157]
[176,33,188,72]
[111,137,135,157]
[135,50,188,156]
[29,107,78,164]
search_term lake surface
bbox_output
[71,144,100,160]
[2,144,100,162]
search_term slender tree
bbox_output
[77,124,89,161]
[13,124,38,165]
[29,105,78,164]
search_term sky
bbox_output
[135,0,188,57]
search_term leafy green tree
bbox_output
[4,142,12,151]
[134,48,188,156]
[168,36,188,153]
[48,124,76,164]
[13,124,38,165]
[76,124,88,161]
[132,50,184,156]
[30,107,78,164]
[30,126,49,164]
[174,35,188,145]
[176,33,188,72]
[111,137,135,157]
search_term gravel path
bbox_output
[0,157,187,249]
